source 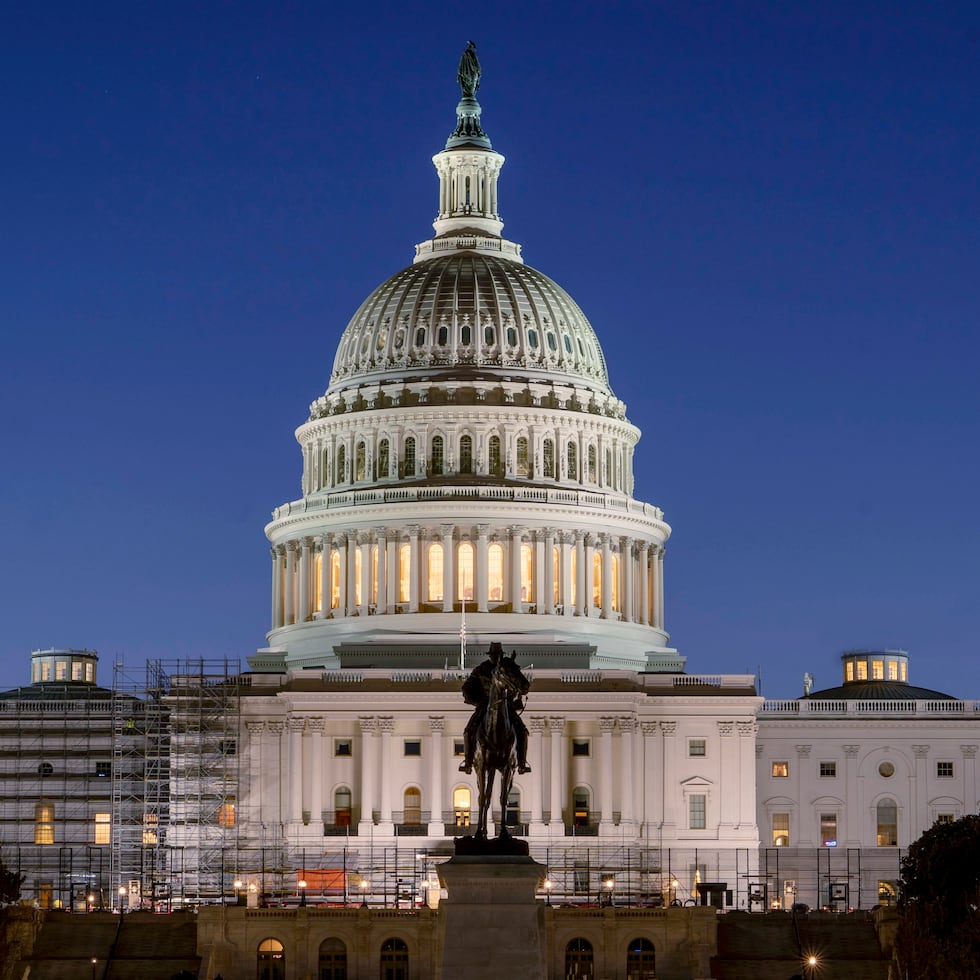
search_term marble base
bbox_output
[438,853,547,980]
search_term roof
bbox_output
[802,680,956,701]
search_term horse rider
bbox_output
[458,641,531,774]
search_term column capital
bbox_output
[843,744,860,759]
[477,523,490,537]
[378,716,395,734]
[795,744,812,758]
[618,716,636,734]
[736,721,756,737]
[548,716,566,734]
[440,523,454,539]
[307,718,325,734]
[598,716,617,734]
[358,716,378,735]
[641,721,658,736]
[407,524,420,537]
[245,721,265,735]
[717,721,735,737]
[428,715,445,733]
[301,536,315,550]
[961,744,978,759]
[660,721,676,737]
[266,721,284,736]
[912,744,930,759]
[528,715,548,734]
[287,718,305,733]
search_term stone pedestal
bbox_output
[437,854,547,980]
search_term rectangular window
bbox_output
[937,761,954,778]
[772,761,789,778]
[335,740,352,757]
[845,661,854,682]
[55,662,66,680]
[936,813,955,825]
[218,798,236,827]
[41,663,51,681]
[819,761,837,778]
[85,663,94,682]
[71,662,83,681]
[94,812,110,845]
[404,740,422,757]
[219,739,237,756]
[872,659,884,680]
[887,660,899,680]
[142,813,158,845]
[453,739,465,757]
[688,738,706,757]
[689,794,706,830]
[820,813,838,846]
[35,803,55,845]
[95,761,111,778]
[571,739,590,757]
[772,812,789,846]
[573,862,589,895]
[856,661,868,680]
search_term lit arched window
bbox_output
[398,544,411,603]
[593,551,602,607]
[34,802,54,844]
[877,799,898,846]
[431,435,444,475]
[319,937,347,978]
[516,436,529,477]
[543,438,555,478]
[458,542,475,601]
[330,551,341,609]
[488,543,504,602]
[380,938,408,979]
[378,438,390,479]
[337,445,347,484]
[257,938,285,980]
[488,435,502,477]
[520,543,533,603]
[459,435,473,473]
[335,787,352,827]
[453,786,471,827]
[626,937,656,979]
[567,443,577,481]
[588,444,597,483]
[404,437,416,477]
[427,543,444,602]
[354,548,362,607]
[355,441,366,481]
[552,546,560,605]
[403,787,422,826]
[610,552,620,612]
[313,551,322,613]
[565,938,593,977]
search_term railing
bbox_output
[761,699,980,717]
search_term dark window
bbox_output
[937,761,954,778]
[484,324,495,345]
[95,761,111,777]
[403,437,416,477]
[37,762,53,777]
[378,438,390,478]
[543,439,555,478]
[488,436,502,477]
[819,761,836,777]
[335,740,352,757]
[459,435,473,474]
[453,740,465,756]
[218,740,236,757]
[437,324,449,346]
[688,739,706,757]
[572,739,590,757]
[460,324,471,345]
[318,937,347,980]
[404,740,422,757]
[431,436,444,475]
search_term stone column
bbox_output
[600,534,612,619]
[622,537,634,623]
[375,527,387,612]
[442,524,455,613]
[717,722,737,833]
[385,531,397,613]
[288,718,305,824]
[963,745,978,826]
[476,523,489,612]
[284,542,297,625]
[559,531,572,616]
[271,548,281,628]
[598,717,616,833]
[266,721,285,827]
[583,533,596,617]
[575,532,587,616]
[657,545,666,629]
[246,721,265,828]
[641,721,660,838]
[660,721,677,832]
[335,534,348,616]
[408,525,420,612]
[428,716,446,836]
[637,542,650,626]
[548,717,565,828]
[345,532,357,614]
[794,744,812,844]
[543,528,556,614]
[378,716,395,833]
[308,718,325,829]
[510,526,524,609]
[533,531,545,609]
[358,533,370,615]
[736,721,756,832]
[911,745,929,840]
[528,717,547,836]
[843,744,860,847]
[358,717,377,833]
[318,536,330,618]
[298,538,312,622]
[619,717,636,831]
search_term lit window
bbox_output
[592,552,602,606]
[877,799,897,846]
[370,544,378,605]
[488,435,502,477]
[570,548,577,606]
[404,436,416,476]
[459,435,473,474]
[771,812,789,846]
[689,739,706,757]
[404,740,422,757]
[403,787,422,825]
[35,803,55,844]
[820,813,838,846]
[610,552,620,612]
[572,739,590,757]
[900,662,907,681]
[516,437,529,477]
[520,543,533,603]
[313,551,322,612]
[335,740,352,757]
[772,762,789,778]
[690,795,707,830]
[41,663,51,681]
[887,660,898,680]
[427,543,444,601]
[453,786,471,827]
[71,662,83,681]
[872,660,884,680]
[218,798,236,827]
[856,661,868,680]
[845,661,854,682]
[587,445,597,482]
[431,435,444,475]
[488,543,504,602]
[94,812,110,844]
[937,761,954,778]
[55,661,66,681]
[543,439,555,478]
[936,813,955,825]
[142,813,158,845]
[330,551,341,609]
[552,546,560,606]
[458,542,474,601]
[398,543,411,603]
[354,547,362,606]
[573,787,590,827]
[819,761,836,778]
[85,663,94,682]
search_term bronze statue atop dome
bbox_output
[458,41,481,97]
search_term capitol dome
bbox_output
[253,50,679,674]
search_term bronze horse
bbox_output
[472,652,530,840]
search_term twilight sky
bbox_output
[2,2,978,698]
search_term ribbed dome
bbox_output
[328,252,611,396]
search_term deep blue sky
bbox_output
[2,2,978,698]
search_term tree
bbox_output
[0,860,25,905]
[896,813,980,978]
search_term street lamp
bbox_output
[543,879,553,906]
[602,876,615,907]
[91,957,97,980]
[117,886,126,914]
[87,893,95,912]
[359,879,369,908]
[298,879,307,908]
[233,879,243,906]
[804,953,819,978]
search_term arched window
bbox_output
[567,443,578,481]
[453,786,471,827]
[588,444,597,483]
[488,435,502,477]
[458,542,474,601]
[610,552,620,612]
[877,799,898,846]
[460,323,471,345]
[319,937,348,980]
[337,445,347,484]
[520,543,533,603]
[431,435,444,475]
[593,551,602,607]
[398,544,411,603]
[335,787,352,827]
[516,436,530,477]
[437,323,449,346]
[488,543,504,602]
[506,325,518,347]
[527,328,539,350]
[403,787,422,826]
[403,437,416,477]
[380,938,409,980]
[565,938,594,978]
[355,441,366,481]
[543,438,555,478]
[415,326,426,347]
[354,547,362,606]
[330,551,341,609]
[459,435,473,474]
[322,448,330,488]
[257,938,285,980]
[606,448,613,489]
[626,937,656,980]
[378,438,390,479]
[314,551,323,613]
[34,802,54,844]
[484,323,495,345]
[427,543,444,602]
[505,788,520,828]
[573,787,590,828]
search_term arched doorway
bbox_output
[403,786,422,826]
[877,798,898,846]
[257,938,285,980]
[565,937,594,977]
[626,936,656,979]
[319,937,347,980]
[380,937,409,980]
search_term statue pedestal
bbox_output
[437,852,546,980]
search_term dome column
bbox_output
[656,546,666,629]
[583,534,596,617]
[271,548,283,629]
[385,531,397,614]
[345,532,357,615]
[441,524,455,613]
[335,534,348,617]
[543,528,556,614]
[509,526,524,610]
[476,524,489,612]
[358,533,370,615]
[284,542,297,625]
[622,537,634,623]
[374,527,387,613]
[298,538,312,622]
[408,526,420,612]
[574,532,587,616]
[318,535,330,618]
[559,532,573,616]
[600,534,612,619]
[638,542,650,626]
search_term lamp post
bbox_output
[233,879,243,906]
[543,878,553,906]
[87,893,95,913]
[298,878,307,908]
[91,957,97,980]
[360,879,369,908]
[117,886,126,915]
[602,876,615,907]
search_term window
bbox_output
[484,323,495,345]
[573,862,589,894]
[520,543,533,602]
[488,542,504,602]
[626,937,656,980]
[820,813,838,846]
[458,541,474,601]
[35,803,54,844]
[573,787,590,827]
[937,761,954,778]
[85,662,94,682]
[543,438,555,478]
[218,797,236,828]
[355,441,366,480]
[888,660,899,680]
[688,739,706,757]
[564,938,593,977]
[588,444,597,482]
[689,795,707,830]
[403,436,416,477]
[516,436,529,477]
[314,551,322,612]
[330,550,341,609]
[771,812,789,846]
[878,881,898,906]
[94,812,110,845]
[459,434,473,474]
[856,660,868,680]
[877,799,898,846]
[337,445,346,484]
[403,787,421,825]
[319,937,347,980]
[40,662,51,681]
[219,739,237,756]
[431,435,444,475]
[505,788,520,827]
[71,662,83,681]
[819,761,837,778]
[437,323,448,346]
[527,328,538,349]
[610,552,620,612]
[371,543,379,604]
[488,435,502,477]
[354,547,362,606]
[380,938,408,979]
[143,813,159,845]
[567,443,577,481]
[900,661,907,681]
[845,661,854,682]
[404,740,422,757]
[506,325,518,346]
[55,661,66,680]
[335,739,352,757]
[37,762,53,777]
[872,659,884,680]
[415,326,426,347]
[572,739,590,757]
[335,787,352,827]
[378,438,390,478]
[552,546,560,605]
[398,543,410,603]
[772,761,789,778]
[427,543,443,601]
[936,813,955,825]
[592,551,602,606]
[453,786,471,827]
[95,761,111,777]
[257,938,285,980]
[453,740,465,757]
